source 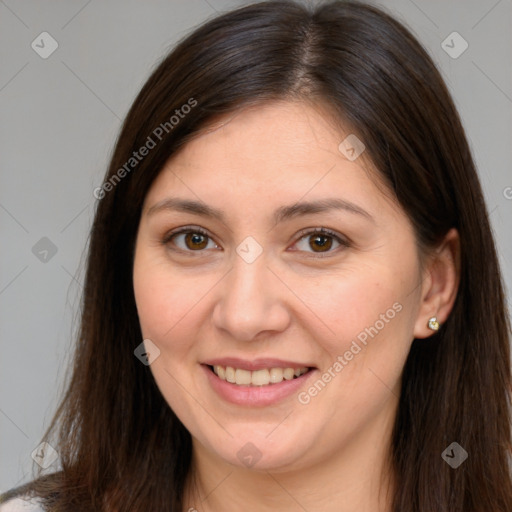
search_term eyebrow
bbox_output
[145,197,374,224]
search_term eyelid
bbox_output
[163,225,212,240]
[294,226,346,242]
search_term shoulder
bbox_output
[0,473,64,512]
[0,495,46,512]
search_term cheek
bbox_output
[298,259,418,393]
[133,267,175,341]
[132,251,205,414]
[133,241,200,342]
[133,248,196,352]
[297,266,407,346]
[133,248,228,371]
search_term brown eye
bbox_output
[308,233,333,252]
[164,227,219,253]
[184,232,209,250]
[293,228,348,256]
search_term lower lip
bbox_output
[202,364,317,407]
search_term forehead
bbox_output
[174,100,350,173]
[142,100,397,222]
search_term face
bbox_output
[133,100,425,473]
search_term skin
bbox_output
[132,100,459,512]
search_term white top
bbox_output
[0,496,45,512]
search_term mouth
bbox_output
[201,359,317,407]
[207,364,312,386]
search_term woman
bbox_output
[1,1,511,511]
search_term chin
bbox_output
[197,426,321,473]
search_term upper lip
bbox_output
[202,358,315,371]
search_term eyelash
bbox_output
[161,225,349,259]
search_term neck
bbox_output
[182,403,396,512]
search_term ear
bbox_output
[413,228,460,339]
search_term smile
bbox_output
[210,365,310,386]
[202,362,317,407]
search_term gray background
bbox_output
[1,0,511,493]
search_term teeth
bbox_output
[212,365,309,386]
[215,365,226,380]
[225,366,236,383]
[235,369,252,385]
[252,369,270,386]
[269,368,283,383]
[283,368,295,380]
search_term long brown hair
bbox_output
[2,1,511,510]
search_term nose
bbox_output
[212,252,291,342]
